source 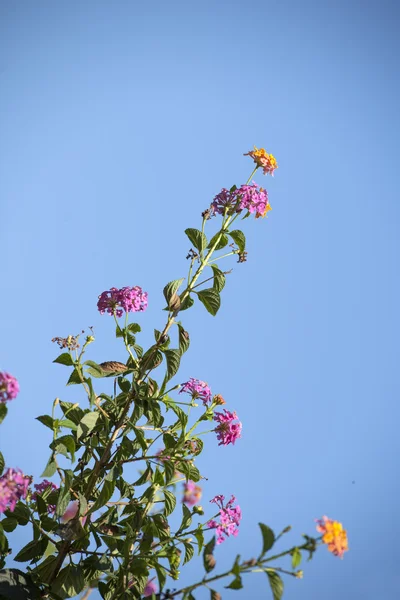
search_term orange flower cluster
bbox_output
[316,516,349,558]
[244,146,278,176]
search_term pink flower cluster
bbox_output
[214,409,242,446]
[33,480,58,514]
[97,286,148,318]
[211,183,269,218]
[180,378,212,405]
[143,579,157,597]
[183,480,202,506]
[0,372,19,403]
[207,494,242,545]
[0,468,31,513]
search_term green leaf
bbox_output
[53,352,74,366]
[210,264,226,292]
[0,403,7,425]
[1,517,18,532]
[185,228,207,253]
[194,526,204,554]
[163,490,177,517]
[154,563,167,595]
[178,324,190,354]
[50,435,76,462]
[84,360,105,378]
[197,288,221,316]
[229,229,246,252]
[203,536,216,573]
[183,541,195,565]
[5,502,30,526]
[177,504,192,533]
[291,547,302,569]
[36,415,55,430]
[58,418,77,431]
[176,461,200,482]
[225,575,243,590]
[179,295,194,311]
[0,569,42,599]
[14,538,48,563]
[51,564,85,599]
[91,480,115,512]
[59,402,84,425]
[77,411,100,440]
[0,451,4,476]
[41,455,57,478]
[56,470,73,517]
[259,523,275,556]
[163,349,181,382]
[266,570,284,600]
[66,368,83,385]
[207,232,229,250]
[210,591,221,600]
[128,322,141,333]
[163,278,185,307]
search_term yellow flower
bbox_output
[244,146,278,175]
[316,516,349,558]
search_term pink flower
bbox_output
[180,378,212,405]
[0,468,31,513]
[0,372,20,403]
[33,480,58,514]
[61,501,88,526]
[211,184,270,218]
[143,579,157,597]
[183,480,202,506]
[207,495,242,545]
[214,410,242,446]
[97,286,148,317]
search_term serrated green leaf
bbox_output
[163,278,185,307]
[266,570,284,600]
[185,228,207,253]
[175,461,200,482]
[210,264,226,292]
[183,541,195,565]
[163,490,177,517]
[14,538,48,563]
[177,504,192,533]
[163,349,181,382]
[53,353,74,366]
[179,294,194,311]
[5,502,30,526]
[197,288,221,316]
[177,324,190,354]
[77,411,99,440]
[36,415,55,430]
[154,563,167,594]
[259,523,275,556]
[51,564,85,598]
[66,368,83,385]
[0,451,4,476]
[207,232,229,250]
[0,403,8,425]
[228,230,246,252]
[58,418,77,431]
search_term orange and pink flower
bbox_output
[316,516,348,558]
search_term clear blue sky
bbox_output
[1,1,399,598]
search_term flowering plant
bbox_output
[0,148,347,599]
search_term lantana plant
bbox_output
[0,148,348,599]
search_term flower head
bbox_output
[97,286,148,317]
[0,372,20,403]
[61,500,88,526]
[180,378,212,405]
[244,146,278,176]
[211,184,271,218]
[316,516,348,558]
[183,480,202,506]
[33,480,58,514]
[214,409,242,446]
[207,494,242,544]
[0,468,31,513]
[143,579,157,597]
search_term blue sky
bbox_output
[1,0,399,598]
